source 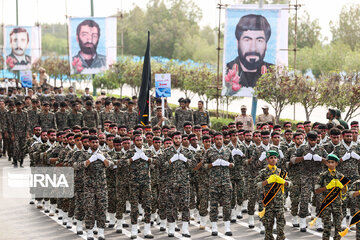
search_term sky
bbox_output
[0,0,359,41]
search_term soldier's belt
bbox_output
[262,170,287,207]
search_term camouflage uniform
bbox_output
[174,108,193,131]
[315,170,344,240]
[113,110,126,126]
[99,110,115,130]
[27,108,40,132]
[105,148,118,215]
[149,146,161,215]
[38,111,57,131]
[295,144,327,218]
[157,149,169,220]
[65,93,77,103]
[194,147,209,217]
[67,112,83,128]
[0,108,6,155]
[54,94,65,103]
[9,110,29,165]
[45,142,63,205]
[349,179,360,240]
[204,146,233,222]
[162,145,195,223]
[256,166,289,240]
[124,111,138,130]
[82,109,99,129]
[193,110,210,126]
[4,109,14,158]
[55,111,68,131]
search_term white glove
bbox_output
[259,152,267,161]
[139,152,149,161]
[351,151,360,160]
[170,154,179,163]
[279,150,284,159]
[304,153,313,161]
[342,152,351,161]
[178,153,187,162]
[212,159,223,166]
[313,154,322,162]
[232,148,245,157]
[97,153,106,161]
[132,152,140,161]
[89,154,97,163]
[220,160,230,167]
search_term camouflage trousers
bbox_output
[158,180,168,220]
[197,181,209,217]
[322,204,342,240]
[4,136,13,158]
[13,135,26,165]
[68,197,75,218]
[107,186,117,214]
[289,175,301,216]
[115,182,129,219]
[189,181,198,210]
[263,207,286,240]
[231,178,245,209]
[75,191,85,221]
[342,176,359,218]
[247,178,264,215]
[151,183,158,214]
[299,175,321,218]
[129,181,152,224]
[209,182,232,222]
[84,184,108,229]
[167,182,190,223]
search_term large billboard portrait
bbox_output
[222,5,288,97]
[3,26,41,71]
[68,17,117,74]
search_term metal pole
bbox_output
[216,0,222,119]
[161,97,165,126]
[293,0,298,121]
[90,0,97,96]
[16,0,18,25]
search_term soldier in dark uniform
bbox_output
[55,102,69,131]
[38,102,57,131]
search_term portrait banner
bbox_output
[68,17,117,75]
[222,5,288,97]
[3,26,41,71]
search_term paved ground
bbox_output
[0,155,356,240]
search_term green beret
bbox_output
[266,150,279,158]
[327,154,339,162]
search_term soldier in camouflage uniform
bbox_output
[4,101,15,161]
[38,102,57,131]
[67,102,83,128]
[256,150,291,240]
[113,102,126,126]
[314,154,345,240]
[203,132,234,236]
[55,102,69,131]
[120,133,154,239]
[82,101,99,130]
[99,100,115,131]
[322,128,341,154]
[161,131,195,238]
[9,101,30,167]
[292,131,328,232]
[349,178,360,239]
[124,101,138,130]
[0,99,6,157]
[27,99,40,133]
[149,136,162,225]
[193,100,209,126]
[174,99,193,132]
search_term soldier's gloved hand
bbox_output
[334,179,344,189]
[220,160,230,167]
[342,152,351,161]
[232,148,245,157]
[267,174,277,184]
[139,152,149,161]
[170,154,179,163]
[326,179,337,189]
[132,152,141,161]
[212,159,222,166]
[97,153,106,161]
[89,155,97,163]
[279,150,284,159]
[303,153,313,160]
[178,153,187,162]
[351,151,360,160]
[259,152,267,161]
[313,154,322,162]
[275,175,285,185]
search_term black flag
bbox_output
[138,31,151,126]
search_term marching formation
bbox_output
[1,86,360,240]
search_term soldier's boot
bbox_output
[86,229,94,240]
[108,213,116,228]
[168,222,175,237]
[49,204,56,216]
[341,217,347,229]
[98,228,105,240]
[224,221,232,236]
[273,219,277,234]
[36,200,43,209]
[29,194,35,204]
[138,204,144,221]
[66,215,72,229]
[347,208,351,219]
[218,206,223,218]
[44,200,50,213]
[292,215,299,227]
[93,222,98,234]
[175,223,180,232]
[116,218,123,233]
[150,214,155,225]
[230,208,237,223]
[126,201,131,213]
[259,221,265,234]
[190,209,195,220]
[131,224,138,239]
[144,223,154,239]
[159,219,167,231]
[199,216,207,230]
[155,213,161,225]
[76,220,83,235]
[300,217,307,232]
[236,204,243,219]
[58,210,63,220]
[211,222,218,236]
[62,212,68,225]
[123,217,129,228]
[242,200,248,213]
[181,222,191,238]
[315,217,323,232]
[248,215,255,228]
